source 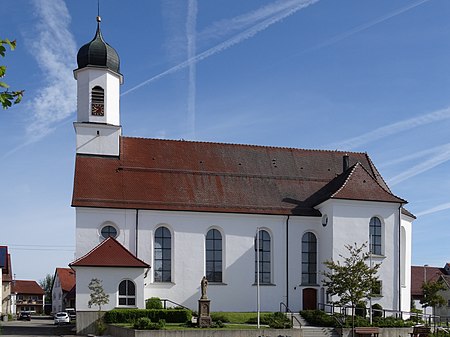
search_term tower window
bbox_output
[91,86,104,116]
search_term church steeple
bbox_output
[73,16,123,157]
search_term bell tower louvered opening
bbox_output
[91,86,105,116]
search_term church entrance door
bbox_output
[302,288,317,310]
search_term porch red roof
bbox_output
[70,237,149,268]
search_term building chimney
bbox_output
[343,154,349,172]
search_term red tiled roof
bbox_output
[72,137,406,215]
[411,266,444,296]
[55,268,75,293]
[11,280,44,295]
[70,237,149,268]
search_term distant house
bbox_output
[51,268,76,313]
[11,280,45,314]
[1,247,14,316]
[411,264,450,316]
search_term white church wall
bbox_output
[330,200,401,311]
[73,266,145,311]
[73,123,121,156]
[76,208,137,258]
[400,215,413,313]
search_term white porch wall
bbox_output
[73,266,145,311]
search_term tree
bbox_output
[88,278,109,335]
[88,278,109,311]
[39,273,54,304]
[0,38,24,109]
[420,279,446,315]
[322,242,381,330]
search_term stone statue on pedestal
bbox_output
[198,276,212,327]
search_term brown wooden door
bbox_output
[303,288,317,310]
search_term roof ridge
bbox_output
[330,163,359,198]
[122,136,367,154]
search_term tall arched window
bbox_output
[370,217,382,255]
[302,232,317,285]
[255,229,271,284]
[118,279,135,306]
[91,86,104,116]
[154,227,171,282]
[206,229,222,282]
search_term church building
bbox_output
[70,17,414,331]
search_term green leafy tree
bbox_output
[88,278,109,311]
[0,38,24,109]
[88,278,109,335]
[420,279,446,315]
[322,242,381,330]
[39,273,54,304]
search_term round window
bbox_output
[322,214,328,227]
[101,225,118,239]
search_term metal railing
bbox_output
[279,302,302,327]
[160,298,197,316]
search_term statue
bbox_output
[201,276,208,299]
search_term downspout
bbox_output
[136,209,139,256]
[286,215,290,308]
[398,204,402,315]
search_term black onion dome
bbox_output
[77,22,120,73]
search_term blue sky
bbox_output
[1,0,449,282]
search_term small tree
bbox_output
[88,278,109,335]
[39,273,54,304]
[420,279,446,318]
[0,38,24,109]
[322,242,381,330]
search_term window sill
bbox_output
[300,283,320,287]
[209,282,228,286]
[252,283,276,286]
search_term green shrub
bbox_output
[104,309,191,324]
[355,302,367,317]
[146,297,163,309]
[133,317,166,330]
[211,320,225,328]
[300,310,336,327]
[267,312,292,329]
[210,312,230,323]
[245,314,271,325]
[371,304,383,318]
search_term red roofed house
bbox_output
[51,268,76,314]
[411,264,450,317]
[70,16,415,333]
[11,280,44,314]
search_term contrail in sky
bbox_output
[186,0,197,139]
[388,144,450,186]
[416,202,450,217]
[327,106,450,150]
[122,0,319,96]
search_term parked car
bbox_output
[54,312,70,325]
[18,311,31,321]
[65,308,76,320]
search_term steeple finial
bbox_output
[96,0,101,25]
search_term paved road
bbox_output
[0,317,76,336]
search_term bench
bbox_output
[409,326,431,337]
[354,327,380,337]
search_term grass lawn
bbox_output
[210,312,272,324]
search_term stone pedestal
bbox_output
[197,298,212,327]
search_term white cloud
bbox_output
[25,0,77,141]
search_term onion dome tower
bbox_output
[73,16,123,156]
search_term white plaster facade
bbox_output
[74,199,412,313]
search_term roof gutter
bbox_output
[135,209,139,256]
[286,215,290,308]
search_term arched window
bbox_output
[369,217,382,255]
[255,229,271,284]
[91,86,104,116]
[154,227,171,282]
[302,232,317,285]
[118,280,135,306]
[206,229,222,282]
[101,224,117,239]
